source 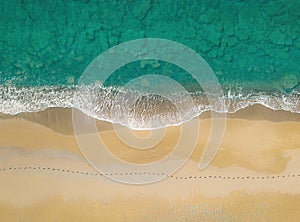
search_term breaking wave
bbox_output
[0,84,299,129]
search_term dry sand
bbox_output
[0,105,300,221]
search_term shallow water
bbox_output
[0,0,299,128]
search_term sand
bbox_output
[0,105,300,221]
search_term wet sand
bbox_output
[0,105,300,221]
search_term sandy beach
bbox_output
[0,105,300,221]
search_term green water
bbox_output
[0,0,299,121]
[1,0,299,87]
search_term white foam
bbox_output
[0,85,299,129]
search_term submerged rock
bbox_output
[281,74,299,92]
[269,29,286,45]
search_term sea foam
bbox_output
[1,84,299,129]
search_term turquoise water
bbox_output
[0,0,299,127]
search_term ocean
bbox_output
[0,0,299,129]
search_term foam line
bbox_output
[1,85,299,129]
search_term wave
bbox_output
[0,84,299,129]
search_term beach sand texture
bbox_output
[0,105,300,221]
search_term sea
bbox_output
[0,0,299,129]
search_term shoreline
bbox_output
[1,104,300,135]
[1,85,299,126]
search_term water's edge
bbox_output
[1,85,299,129]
